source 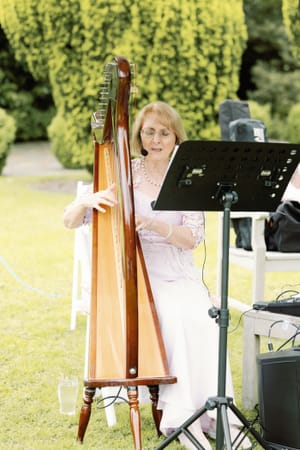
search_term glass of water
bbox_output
[58,375,79,415]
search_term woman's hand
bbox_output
[135,215,196,249]
[63,183,118,228]
[135,215,153,231]
[84,183,118,212]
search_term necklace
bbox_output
[141,157,162,187]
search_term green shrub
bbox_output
[0,0,246,169]
[47,112,93,170]
[0,27,54,141]
[282,0,300,60]
[286,102,300,143]
[10,90,55,141]
[115,0,247,141]
[0,108,16,174]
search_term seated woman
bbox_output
[63,101,252,450]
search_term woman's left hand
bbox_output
[135,215,153,231]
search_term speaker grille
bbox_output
[257,349,300,449]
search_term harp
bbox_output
[77,56,176,449]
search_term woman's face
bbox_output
[140,113,177,161]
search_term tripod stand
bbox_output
[152,140,300,449]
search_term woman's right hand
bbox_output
[63,183,118,229]
[83,183,118,212]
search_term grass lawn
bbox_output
[0,171,299,449]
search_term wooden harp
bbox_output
[77,56,176,449]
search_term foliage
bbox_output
[0,27,55,141]
[286,102,300,143]
[0,0,247,168]
[248,64,300,140]
[115,0,247,140]
[0,108,16,173]
[240,0,300,141]
[282,0,300,60]
[239,0,298,99]
[0,0,50,81]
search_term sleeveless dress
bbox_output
[131,158,238,434]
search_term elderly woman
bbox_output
[63,101,251,450]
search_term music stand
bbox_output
[152,140,300,450]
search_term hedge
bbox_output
[0,0,247,169]
[0,108,16,174]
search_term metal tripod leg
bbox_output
[209,395,272,449]
[155,404,208,449]
[155,394,272,450]
[220,402,232,448]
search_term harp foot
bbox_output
[77,387,96,443]
[148,385,162,436]
[127,386,142,450]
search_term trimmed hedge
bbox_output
[0,108,16,174]
[0,0,247,169]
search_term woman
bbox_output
[63,102,251,450]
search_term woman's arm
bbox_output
[135,212,205,250]
[63,183,117,229]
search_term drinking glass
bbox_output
[58,375,78,415]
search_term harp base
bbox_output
[77,376,176,449]
[83,375,176,388]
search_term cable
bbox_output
[95,387,128,409]
[0,254,63,298]
[267,319,300,351]
[275,289,300,301]
[276,330,300,352]
[201,238,209,292]
[228,308,254,334]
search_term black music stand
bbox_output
[152,140,300,450]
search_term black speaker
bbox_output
[218,99,250,140]
[229,118,268,142]
[257,348,300,450]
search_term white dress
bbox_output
[131,158,238,434]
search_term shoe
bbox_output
[179,422,212,450]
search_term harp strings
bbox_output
[104,143,126,332]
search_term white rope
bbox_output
[0,255,63,298]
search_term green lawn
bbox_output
[0,172,299,449]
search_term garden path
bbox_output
[3,141,89,193]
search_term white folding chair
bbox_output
[216,211,300,306]
[70,181,92,330]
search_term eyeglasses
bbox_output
[140,128,174,140]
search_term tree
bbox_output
[239,0,298,99]
[116,0,247,140]
[0,27,54,141]
[282,0,300,60]
[239,0,300,140]
[0,0,247,168]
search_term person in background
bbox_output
[63,101,252,450]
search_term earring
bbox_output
[141,148,148,156]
